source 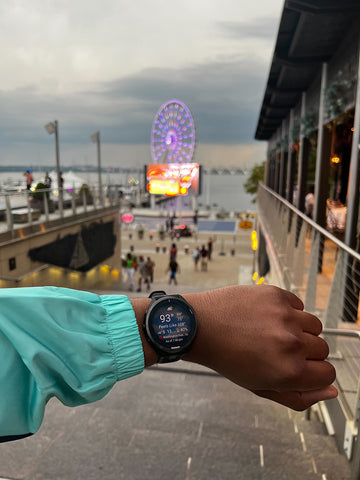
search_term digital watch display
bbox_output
[143,291,197,363]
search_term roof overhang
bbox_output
[254,0,360,141]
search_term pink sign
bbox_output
[122,213,134,224]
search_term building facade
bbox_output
[255,2,360,476]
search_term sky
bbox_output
[0,0,284,170]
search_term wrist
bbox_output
[130,297,157,368]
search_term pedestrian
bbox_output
[170,213,175,230]
[145,257,155,284]
[207,237,214,261]
[170,243,177,260]
[44,172,52,188]
[0,285,336,442]
[167,258,180,285]
[59,172,64,189]
[305,186,315,218]
[193,246,200,271]
[24,170,33,190]
[136,255,148,292]
[200,245,208,271]
[125,252,136,291]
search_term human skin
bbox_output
[131,285,337,411]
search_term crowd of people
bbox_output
[124,235,217,291]
[192,237,214,271]
[125,252,155,292]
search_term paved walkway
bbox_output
[0,226,353,480]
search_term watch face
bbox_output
[147,297,196,353]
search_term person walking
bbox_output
[145,257,155,284]
[136,255,148,292]
[44,172,52,188]
[193,246,200,271]
[167,258,180,285]
[200,245,208,272]
[24,170,33,190]
[170,243,177,260]
[125,252,136,291]
[207,237,214,261]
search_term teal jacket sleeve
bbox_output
[0,287,144,440]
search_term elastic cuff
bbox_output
[101,295,145,380]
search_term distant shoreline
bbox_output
[0,165,247,175]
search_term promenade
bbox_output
[0,223,352,480]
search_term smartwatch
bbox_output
[143,291,197,363]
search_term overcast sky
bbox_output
[0,0,284,169]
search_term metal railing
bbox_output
[0,184,121,238]
[257,183,360,467]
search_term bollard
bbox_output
[155,244,160,253]
[130,245,134,252]
[184,245,189,254]
[231,249,235,256]
[162,245,167,253]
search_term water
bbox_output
[0,170,255,213]
[197,172,254,212]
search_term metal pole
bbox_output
[54,121,63,218]
[344,33,360,248]
[313,63,328,225]
[279,121,286,197]
[97,132,104,207]
[286,109,295,203]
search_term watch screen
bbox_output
[148,298,196,352]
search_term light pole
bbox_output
[91,131,104,206]
[44,120,63,217]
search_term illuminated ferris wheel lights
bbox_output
[151,99,195,164]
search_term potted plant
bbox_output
[78,183,93,205]
[30,182,55,213]
[158,227,165,240]
[137,226,144,239]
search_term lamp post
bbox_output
[91,131,104,206]
[44,120,63,217]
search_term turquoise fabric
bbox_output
[0,287,144,436]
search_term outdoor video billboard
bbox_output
[145,163,201,196]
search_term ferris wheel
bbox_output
[150,99,196,163]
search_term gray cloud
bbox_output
[217,17,279,40]
[0,56,268,150]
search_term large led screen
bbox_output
[145,163,200,196]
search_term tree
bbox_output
[244,162,265,203]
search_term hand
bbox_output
[183,285,337,411]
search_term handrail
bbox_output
[260,183,360,262]
[323,328,360,339]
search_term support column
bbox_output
[296,93,310,213]
[313,63,331,228]
[274,129,281,193]
[296,93,310,245]
[279,121,287,197]
[342,34,360,324]
[344,34,360,249]
[286,110,295,203]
